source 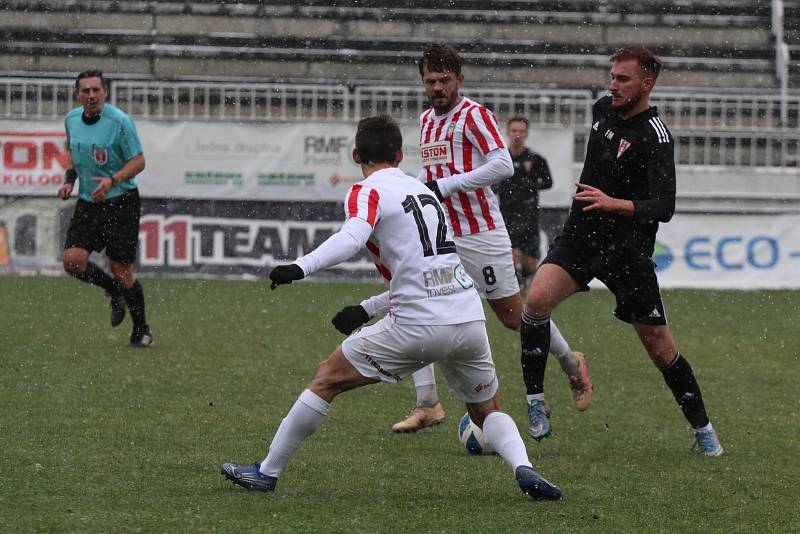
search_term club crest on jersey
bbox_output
[453,263,474,289]
[93,145,108,166]
[446,122,456,139]
[523,160,533,172]
[420,140,452,166]
[617,138,631,159]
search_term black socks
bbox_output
[73,263,147,330]
[660,353,710,429]
[74,261,120,295]
[520,311,551,395]
[122,280,147,328]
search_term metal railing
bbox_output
[652,92,800,131]
[674,130,799,167]
[110,81,352,122]
[0,78,75,119]
[2,77,798,168]
[107,81,595,129]
[353,86,593,127]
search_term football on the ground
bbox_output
[458,413,493,455]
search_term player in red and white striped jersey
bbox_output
[220,116,562,500]
[388,43,592,438]
[418,94,507,237]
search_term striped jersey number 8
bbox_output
[402,194,456,257]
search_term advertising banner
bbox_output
[651,213,800,289]
[0,126,70,195]
[134,198,375,278]
[0,120,575,206]
[0,197,378,278]
[2,197,799,289]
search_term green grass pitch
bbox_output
[1,276,798,532]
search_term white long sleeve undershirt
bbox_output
[431,147,513,198]
[294,216,394,318]
[360,290,391,317]
[294,216,374,276]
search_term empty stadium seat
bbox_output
[0,0,784,89]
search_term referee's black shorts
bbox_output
[507,219,542,259]
[64,189,141,265]
[542,233,667,326]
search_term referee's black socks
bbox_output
[122,280,148,327]
[660,352,710,429]
[74,261,120,295]
[520,311,551,395]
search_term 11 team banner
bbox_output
[0,120,575,206]
[1,196,799,289]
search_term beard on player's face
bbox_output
[611,89,642,115]
[423,67,462,114]
[430,90,458,113]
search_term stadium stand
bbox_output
[0,0,792,89]
[0,1,797,174]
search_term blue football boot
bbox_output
[527,398,551,441]
[692,426,723,457]
[515,465,562,501]
[221,462,278,492]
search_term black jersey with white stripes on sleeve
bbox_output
[562,95,676,256]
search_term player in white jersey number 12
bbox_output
[335,43,593,439]
[220,116,561,500]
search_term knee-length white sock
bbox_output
[260,389,330,478]
[481,411,533,470]
[411,364,439,407]
[549,320,579,376]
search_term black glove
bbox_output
[331,305,370,335]
[269,264,304,289]
[425,179,445,202]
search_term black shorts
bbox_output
[542,233,667,325]
[507,221,542,258]
[64,189,141,265]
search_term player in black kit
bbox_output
[519,47,723,456]
[494,116,553,290]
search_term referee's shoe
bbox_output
[130,324,154,348]
[107,291,126,327]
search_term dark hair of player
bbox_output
[610,47,663,80]
[355,115,403,165]
[75,69,107,89]
[418,42,462,76]
[507,116,529,129]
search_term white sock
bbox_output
[481,411,533,471]
[694,422,713,434]
[411,365,439,407]
[549,320,579,376]
[260,389,330,478]
[526,393,546,405]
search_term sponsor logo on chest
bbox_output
[420,140,452,166]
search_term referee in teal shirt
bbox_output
[58,69,153,348]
